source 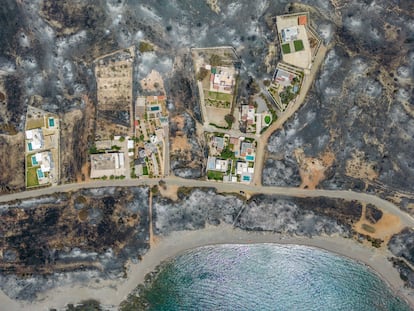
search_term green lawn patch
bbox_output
[207,170,224,181]
[264,115,271,124]
[221,148,234,160]
[294,40,304,52]
[142,166,149,175]
[282,43,291,54]
[26,167,39,187]
[208,91,233,102]
[138,42,154,53]
[26,154,34,168]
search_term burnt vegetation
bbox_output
[41,1,105,36]
[0,187,150,275]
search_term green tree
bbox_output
[225,114,235,127]
[221,147,234,159]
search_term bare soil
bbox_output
[354,204,403,245]
[295,149,335,189]
[140,70,165,93]
[0,133,24,193]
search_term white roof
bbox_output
[25,130,33,139]
[215,159,228,172]
[35,153,42,162]
[26,128,43,150]
[282,27,298,42]
[40,152,52,172]
[118,153,125,168]
[128,140,134,149]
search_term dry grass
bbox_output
[140,70,165,93]
[346,150,378,181]
[295,149,335,190]
[354,203,403,245]
[159,184,179,201]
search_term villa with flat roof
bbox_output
[24,105,60,188]
[281,27,299,42]
[90,152,126,178]
[206,156,229,172]
[26,128,44,151]
[210,66,235,93]
[276,13,313,69]
[274,69,295,87]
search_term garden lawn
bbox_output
[26,167,39,187]
[207,170,224,181]
[208,91,232,102]
[294,40,304,52]
[282,43,291,54]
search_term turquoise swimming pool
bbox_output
[246,155,254,161]
[36,169,44,179]
[31,156,38,166]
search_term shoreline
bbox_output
[2,224,413,310]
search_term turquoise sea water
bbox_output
[141,244,410,311]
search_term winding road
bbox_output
[1,176,413,228]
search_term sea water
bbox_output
[141,244,410,311]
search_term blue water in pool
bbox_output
[141,244,410,311]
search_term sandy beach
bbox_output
[2,224,414,310]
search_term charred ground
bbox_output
[0,186,149,299]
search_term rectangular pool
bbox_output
[48,118,55,127]
[246,155,255,161]
[36,168,44,179]
[31,156,38,166]
[242,175,251,181]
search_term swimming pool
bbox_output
[36,168,44,179]
[31,156,38,166]
[246,155,254,161]
[150,106,160,111]
[48,118,55,127]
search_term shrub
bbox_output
[197,67,209,81]
[209,54,222,66]
[138,42,154,53]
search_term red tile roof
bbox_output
[298,15,307,25]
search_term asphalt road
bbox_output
[1,176,413,228]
